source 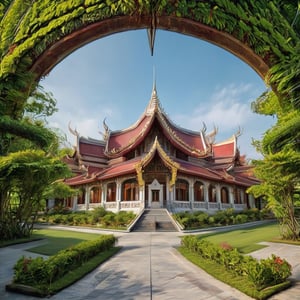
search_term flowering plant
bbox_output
[247,254,292,289]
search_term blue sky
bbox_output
[42,29,275,159]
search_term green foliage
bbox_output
[43,208,136,228]
[24,85,58,120]
[248,146,300,240]
[174,208,263,230]
[181,235,292,291]
[0,150,71,240]
[0,116,57,154]
[43,182,76,200]
[247,254,292,290]
[251,90,282,117]
[13,234,117,287]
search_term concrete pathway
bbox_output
[0,227,299,300]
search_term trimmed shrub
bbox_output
[174,208,265,230]
[181,235,291,290]
[41,209,135,228]
[13,235,117,286]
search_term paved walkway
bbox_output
[0,226,299,300]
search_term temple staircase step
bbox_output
[132,209,178,232]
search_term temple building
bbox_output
[57,85,260,214]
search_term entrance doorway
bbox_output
[148,179,163,208]
[152,190,160,202]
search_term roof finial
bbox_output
[152,66,157,95]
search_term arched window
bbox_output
[77,188,85,204]
[122,179,139,201]
[221,187,229,204]
[106,182,116,202]
[90,186,102,203]
[194,181,204,202]
[234,187,242,204]
[208,184,217,202]
[176,179,189,201]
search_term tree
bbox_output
[0,150,71,240]
[249,91,300,240]
[0,83,73,240]
[248,146,300,240]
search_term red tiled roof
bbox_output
[175,159,223,181]
[107,115,152,152]
[97,158,139,180]
[79,140,106,157]
[65,174,96,186]
[213,136,236,158]
[164,118,206,152]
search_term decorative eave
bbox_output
[64,171,97,186]
[104,85,160,158]
[105,116,153,158]
[155,110,209,157]
[104,85,210,158]
[135,136,179,188]
[147,86,209,157]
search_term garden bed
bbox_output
[179,235,292,300]
[6,235,119,297]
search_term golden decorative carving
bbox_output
[134,137,179,188]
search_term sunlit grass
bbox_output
[28,229,104,255]
[198,222,282,253]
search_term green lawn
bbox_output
[199,222,282,253]
[28,229,104,255]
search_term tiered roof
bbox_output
[65,86,258,188]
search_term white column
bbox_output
[159,187,163,208]
[166,175,170,209]
[101,185,105,207]
[116,180,121,212]
[204,182,209,209]
[139,185,145,209]
[190,179,194,211]
[72,195,77,211]
[216,184,221,209]
[240,189,245,204]
[229,187,234,206]
[85,186,90,211]
[249,194,255,208]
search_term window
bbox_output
[77,188,85,204]
[65,197,73,208]
[208,184,217,202]
[176,179,189,201]
[234,187,242,204]
[221,187,229,204]
[90,186,102,203]
[106,182,116,202]
[194,181,204,202]
[122,179,139,201]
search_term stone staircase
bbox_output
[133,209,178,232]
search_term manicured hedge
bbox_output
[12,234,116,287]
[40,207,136,229]
[181,235,291,291]
[174,208,269,230]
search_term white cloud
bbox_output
[173,83,254,133]
[172,83,274,159]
